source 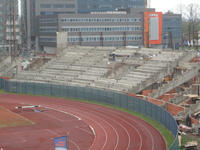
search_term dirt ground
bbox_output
[0,105,34,128]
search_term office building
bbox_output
[38,8,144,49]
[23,0,77,50]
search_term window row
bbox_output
[61,26,142,32]
[68,36,142,42]
[40,28,57,32]
[61,18,141,23]
[40,37,56,42]
[40,11,75,15]
[40,35,142,43]
[40,4,75,9]
[40,18,57,23]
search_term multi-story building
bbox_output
[23,0,78,50]
[23,0,182,51]
[0,0,20,51]
[162,12,182,49]
[38,8,144,49]
[22,0,147,50]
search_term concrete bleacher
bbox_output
[13,46,189,93]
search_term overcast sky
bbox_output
[151,0,200,13]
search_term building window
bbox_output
[67,35,142,42]
[65,4,75,8]
[40,18,57,23]
[61,26,141,33]
[40,37,56,42]
[53,4,64,8]
[60,17,141,23]
[40,4,52,8]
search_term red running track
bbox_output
[0,93,166,150]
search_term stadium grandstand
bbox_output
[1,46,200,149]
[11,46,198,94]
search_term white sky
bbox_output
[151,0,200,13]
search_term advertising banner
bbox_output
[54,136,68,150]
[144,12,163,46]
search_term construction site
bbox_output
[1,46,200,132]
[0,0,200,149]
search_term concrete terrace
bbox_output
[12,46,189,93]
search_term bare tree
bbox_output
[185,3,200,47]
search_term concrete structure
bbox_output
[162,12,182,49]
[13,46,188,93]
[38,8,146,49]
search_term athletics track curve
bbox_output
[0,93,166,150]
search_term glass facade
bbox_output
[77,0,146,13]
[38,1,77,16]
[162,14,182,49]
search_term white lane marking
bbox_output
[47,105,107,150]
[98,107,159,150]
[66,107,117,150]
[69,139,81,150]
[43,106,82,121]
[57,103,133,150]
[106,112,142,150]
[91,110,122,150]
[40,104,107,150]
[89,125,96,136]
[140,122,155,150]
[105,108,155,150]
[14,100,155,149]
[64,108,108,150]
[81,108,128,150]
[45,129,59,136]
[76,126,93,136]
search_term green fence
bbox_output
[0,79,179,150]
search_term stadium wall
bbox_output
[0,79,179,150]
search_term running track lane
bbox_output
[0,94,166,150]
